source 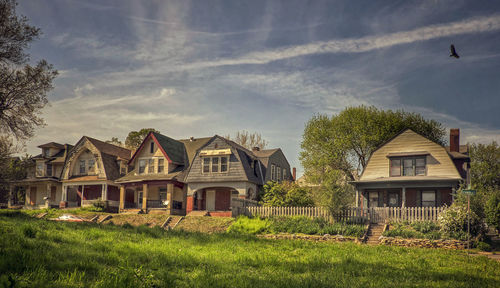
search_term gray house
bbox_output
[185,135,292,217]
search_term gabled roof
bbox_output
[253,148,280,167]
[85,136,131,160]
[128,132,186,165]
[38,142,65,149]
[178,137,212,165]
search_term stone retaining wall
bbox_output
[257,233,361,243]
[379,236,470,249]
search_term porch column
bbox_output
[7,184,13,208]
[355,189,359,208]
[402,187,406,207]
[119,185,125,211]
[359,190,364,210]
[101,184,107,201]
[60,184,68,208]
[46,183,51,208]
[81,185,85,206]
[142,184,148,210]
[166,183,173,211]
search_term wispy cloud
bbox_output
[181,14,500,69]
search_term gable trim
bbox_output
[128,132,173,165]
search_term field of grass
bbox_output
[1,210,499,287]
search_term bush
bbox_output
[438,204,486,239]
[485,190,500,231]
[411,221,440,234]
[383,222,442,240]
[260,181,314,207]
[227,216,270,235]
[476,241,492,252]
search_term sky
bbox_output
[16,0,500,177]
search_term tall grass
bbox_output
[0,210,499,287]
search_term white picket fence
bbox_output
[233,206,447,224]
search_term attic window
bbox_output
[199,149,231,156]
[150,142,154,153]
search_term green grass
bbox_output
[0,210,499,287]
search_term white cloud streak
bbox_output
[181,14,500,69]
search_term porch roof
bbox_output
[115,170,184,183]
[351,176,462,184]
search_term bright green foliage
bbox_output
[470,142,500,192]
[1,211,499,287]
[438,204,486,240]
[124,128,160,150]
[383,222,441,240]
[309,170,355,214]
[485,190,500,231]
[227,216,270,235]
[268,216,366,238]
[260,181,314,207]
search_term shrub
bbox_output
[383,222,443,240]
[438,204,486,239]
[476,241,492,252]
[411,221,439,234]
[260,181,314,207]
[485,190,500,231]
[227,216,270,235]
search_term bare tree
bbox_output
[227,130,268,150]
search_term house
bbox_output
[116,133,293,216]
[115,132,211,214]
[352,129,469,208]
[8,142,72,208]
[59,136,131,210]
[184,136,292,217]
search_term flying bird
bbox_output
[450,44,460,58]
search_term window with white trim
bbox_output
[158,158,164,173]
[88,159,95,174]
[138,159,146,174]
[36,162,44,177]
[271,164,276,180]
[276,166,281,181]
[283,168,286,180]
[46,164,52,177]
[79,160,86,174]
[148,159,154,173]
[202,156,229,174]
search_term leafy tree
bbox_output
[300,106,446,183]
[1,0,57,140]
[260,181,314,207]
[125,128,159,150]
[309,171,355,214]
[105,137,124,147]
[470,142,499,191]
[226,130,268,150]
[485,190,500,231]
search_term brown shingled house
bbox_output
[59,136,131,210]
[8,142,72,208]
[351,129,470,208]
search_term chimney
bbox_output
[450,129,460,152]
[252,147,260,152]
[292,167,296,181]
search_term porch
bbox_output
[8,180,61,209]
[118,181,186,215]
[61,181,120,209]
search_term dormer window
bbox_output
[43,148,50,157]
[150,142,154,153]
[202,156,229,174]
[79,160,86,174]
[390,157,426,177]
[46,164,52,177]
[36,163,44,177]
[88,159,95,174]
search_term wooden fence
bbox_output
[233,206,446,224]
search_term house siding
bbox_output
[361,130,461,180]
[185,137,248,183]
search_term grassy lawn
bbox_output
[0,211,499,288]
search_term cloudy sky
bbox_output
[18,0,500,176]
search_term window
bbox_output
[43,148,50,157]
[277,166,281,181]
[150,142,154,153]
[283,168,286,180]
[211,157,219,173]
[88,159,95,174]
[36,163,44,177]
[421,191,436,207]
[369,191,379,208]
[388,192,399,207]
[158,158,164,173]
[221,157,228,172]
[202,156,229,174]
[403,159,414,176]
[79,160,86,174]
[390,159,401,176]
[203,158,210,173]
[139,159,146,174]
[148,159,154,173]
[390,157,426,177]
[159,187,167,206]
[271,165,276,180]
[46,164,52,177]
[121,166,126,175]
[415,158,426,176]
